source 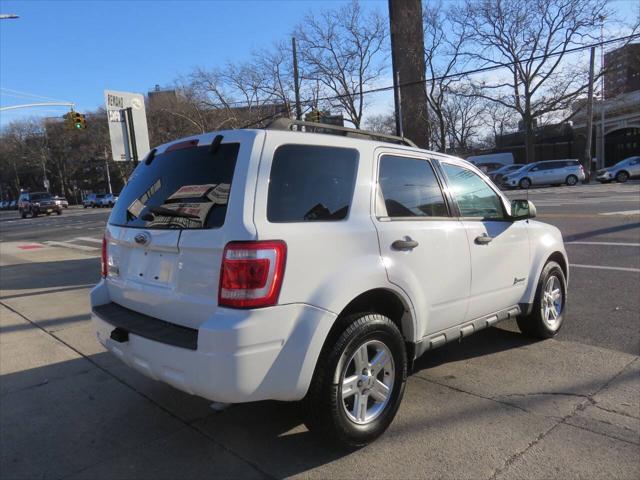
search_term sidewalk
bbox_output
[1,246,638,479]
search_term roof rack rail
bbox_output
[266,118,418,148]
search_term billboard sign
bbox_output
[104,90,150,162]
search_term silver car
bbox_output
[502,159,585,189]
[596,156,640,183]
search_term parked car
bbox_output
[0,201,8,210]
[489,164,525,185]
[83,193,106,208]
[595,156,640,183]
[502,159,585,189]
[97,193,118,208]
[18,191,62,218]
[91,122,568,447]
[53,196,69,209]
[476,161,507,174]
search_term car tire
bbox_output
[84,205,88,209]
[519,178,532,189]
[56,210,62,215]
[31,210,38,218]
[566,175,578,186]
[616,171,629,183]
[46,212,51,216]
[302,313,407,449]
[20,210,27,219]
[517,261,566,339]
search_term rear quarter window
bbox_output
[267,144,358,222]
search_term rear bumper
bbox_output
[91,283,336,403]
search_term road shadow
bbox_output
[412,325,535,372]
[564,222,640,242]
[0,257,99,292]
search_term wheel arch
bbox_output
[522,249,569,314]
[315,288,417,371]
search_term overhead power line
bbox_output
[306,33,640,106]
[194,33,640,111]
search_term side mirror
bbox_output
[510,199,537,220]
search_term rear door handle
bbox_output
[475,234,493,245]
[391,237,419,251]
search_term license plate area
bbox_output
[126,249,177,286]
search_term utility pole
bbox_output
[599,16,606,169]
[104,147,113,194]
[291,37,303,120]
[584,47,596,183]
[395,71,404,138]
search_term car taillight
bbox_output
[219,240,286,308]
[101,236,108,278]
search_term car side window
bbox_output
[378,155,448,218]
[442,163,505,220]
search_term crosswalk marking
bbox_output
[598,210,640,216]
[43,241,97,252]
[571,263,640,273]
[567,241,640,247]
[75,237,103,244]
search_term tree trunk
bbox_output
[438,115,447,153]
[523,113,535,163]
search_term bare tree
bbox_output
[364,113,396,135]
[482,101,518,145]
[443,86,484,153]
[423,1,468,152]
[294,0,387,128]
[455,0,610,162]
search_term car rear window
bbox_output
[109,143,239,229]
[31,193,51,201]
[267,144,358,222]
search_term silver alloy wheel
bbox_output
[520,178,531,189]
[541,275,563,330]
[567,175,577,186]
[340,340,395,425]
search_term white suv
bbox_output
[91,121,569,447]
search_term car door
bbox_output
[551,161,568,183]
[439,161,530,321]
[629,157,640,177]
[528,164,545,185]
[373,152,471,337]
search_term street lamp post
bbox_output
[600,16,606,169]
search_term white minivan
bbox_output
[92,121,569,447]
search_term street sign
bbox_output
[104,90,150,162]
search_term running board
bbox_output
[414,305,521,358]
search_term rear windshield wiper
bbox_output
[145,206,200,220]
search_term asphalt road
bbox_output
[503,181,640,355]
[1,182,639,480]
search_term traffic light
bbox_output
[63,111,87,130]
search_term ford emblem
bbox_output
[134,232,151,246]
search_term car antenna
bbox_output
[209,135,223,155]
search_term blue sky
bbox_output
[1,0,637,127]
[1,0,386,125]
